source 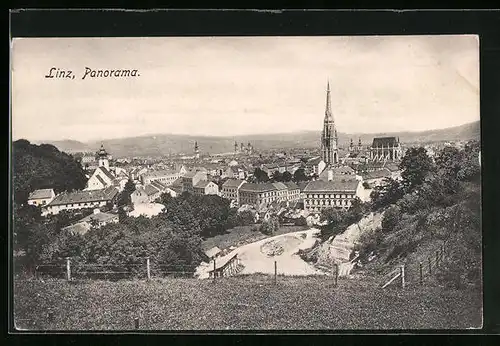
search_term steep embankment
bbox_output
[302,212,384,275]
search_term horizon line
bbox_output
[15,119,479,144]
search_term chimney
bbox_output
[93,208,100,214]
[327,169,333,181]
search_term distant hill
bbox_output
[31,139,91,154]
[35,120,479,158]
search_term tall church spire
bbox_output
[320,81,339,166]
[325,80,333,121]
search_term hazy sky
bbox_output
[11,35,479,142]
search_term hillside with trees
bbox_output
[357,141,481,288]
[13,139,87,204]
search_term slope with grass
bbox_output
[14,275,481,330]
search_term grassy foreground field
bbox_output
[14,275,482,330]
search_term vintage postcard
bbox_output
[11,35,481,330]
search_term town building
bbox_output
[225,166,247,180]
[304,157,326,176]
[221,179,246,204]
[283,181,301,202]
[44,186,119,215]
[320,81,339,166]
[131,180,172,204]
[271,182,288,203]
[360,168,393,189]
[62,209,119,235]
[181,170,208,194]
[239,182,279,207]
[370,137,403,162]
[193,180,219,196]
[85,145,121,191]
[141,168,185,186]
[303,176,360,213]
[27,188,56,207]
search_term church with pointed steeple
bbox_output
[320,81,339,167]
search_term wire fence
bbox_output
[380,241,448,289]
[32,258,199,281]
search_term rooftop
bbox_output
[222,179,246,188]
[362,168,392,180]
[48,187,119,206]
[240,182,277,193]
[304,179,359,192]
[28,188,54,200]
[80,211,118,224]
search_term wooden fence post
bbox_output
[400,265,405,289]
[419,262,423,285]
[333,263,339,287]
[66,257,71,281]
[213,258,216,283]
[134,317,139,329]
[428,257,432,275]
[274,261,277,285]
[146,257,151,281]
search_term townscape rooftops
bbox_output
[143,184,161,196]
[283,181,299,190]
[150,180,168,191]
[306,156,323,166]
[240,182,277,192]
[222,179,246,188]
[304,179,359,192]
[372,137,399,148]
[98,166,116,181]
[384,162,401,172]
[362,168,392,180]
[95,175,107,186]
[271,182,288,191]
[194,180,214,189]
[48,186,119,206]
[143,169,179,178]
[80,211,118,223]
[28,188,54,200]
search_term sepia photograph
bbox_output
[11,35,481,330]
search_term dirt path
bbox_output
[196,228,327,279]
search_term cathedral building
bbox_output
[370,137,403,162]
[320,81,339,167]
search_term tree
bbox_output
[117,179,136,207]
[293,168,308,182]
[259,216,279,236]
[13,140,87,204]
[399,147,435,190]
[435,146,462,180]
[282,171,292,182]
[457,141,480,182]
[253,168,269,183]
[370,178,405,211]
[271,170,283,182]
[320,207,343,225]
[381,205,402,233]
